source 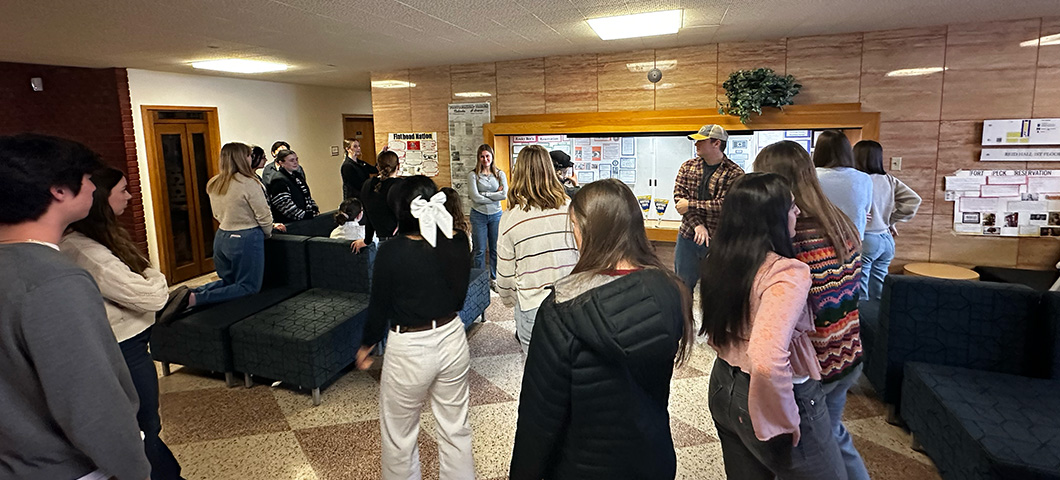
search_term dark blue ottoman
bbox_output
[230,288,369,405]
[459,268,491,328]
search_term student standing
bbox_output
[0,134,150,480]
[497,145,579,354]
[61,167,184,479]
[509,179,695,480]
[813,130,872,238]
[341,138,378,201]
[267,149,319,223]
[356,176,474,480]
[191,142,282,307]
[357,150,404,252]
[700,173,847,480]
[854,140,922,300]
[673,124,744,291]
[468,144,508,288]
[755,141,870,480]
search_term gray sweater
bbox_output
[816,167,873,238]
[0,243,150,480]
[468,170,509,215]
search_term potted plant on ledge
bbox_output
[718,68,801,124]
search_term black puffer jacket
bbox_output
[509,268,686,480]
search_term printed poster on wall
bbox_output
[945,169,1060,237]
[447,102,491,212]
[388,132,439,177]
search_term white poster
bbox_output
[946,169,1060,237]
[447,102,491,212]
[388,132,439,177]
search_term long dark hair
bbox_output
[853,140,886,175]
[389,175,437,236]
[376,150,401,188]
[570,178,695,365]
[812,130,855,168]
[700,173,796,347]
[69,167,150,276]
[754,141,860,260]
[441,187,471,236]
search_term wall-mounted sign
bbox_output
[982,119,1060,145]
[945,169,1060,237]
[981,147,1060,161]
[388,132,439,177]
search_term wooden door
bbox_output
[343,116,376,164]
[152,122,217,283]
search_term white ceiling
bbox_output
[1,0,1058,89]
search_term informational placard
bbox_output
[982,119,1060,145]
[981,147,1060,161]
[447,102,491,211]
[945,169,1060,236]
[388,132,439,177]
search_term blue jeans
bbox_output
[821,363,870,480]
[470,209,501,280]
[860,231,895,300]
[119,328,182,480]
[709,358,847,480]
[674,235,709,292]
[194,227,265,306]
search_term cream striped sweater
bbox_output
[496,203,580,311]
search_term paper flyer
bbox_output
[388,132,439,177]
[946,169,1060,237]
[447,103,491,210]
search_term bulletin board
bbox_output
[945,169,1060,237]
[388,132,439,176]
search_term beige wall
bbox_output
[127,69,372,267]
[371,17,1060,270]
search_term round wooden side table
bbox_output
[902,262,980,280]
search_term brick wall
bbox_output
[0,62,146,253]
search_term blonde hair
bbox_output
[207,142,254,195]
[474,144,500,178]
[508,145,567,211]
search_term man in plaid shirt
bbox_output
[673,124,744,290]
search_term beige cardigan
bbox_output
[211,174,274,236]
[59,232,169,342]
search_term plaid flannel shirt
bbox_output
[673,156,744,240]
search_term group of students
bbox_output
[0,126,921,479]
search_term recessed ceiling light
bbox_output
[587,10,682,41]
[191,59,288,73]
[371,80,417,89]
[454,91,492,98]
[1020,33,1060,47]
[626,60,677,72]
[885,67,946,77]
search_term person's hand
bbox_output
[889,225,899,237]
[356,345,375,370]
[274,223,286,232]
[568,174,579,187]
[693,225,709,246]
[676,199,689,215]
[351,238,367,253]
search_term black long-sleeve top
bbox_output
[341,156,378,201]
[360,176,402,242]
[362,232,472,346]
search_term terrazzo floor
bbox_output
[159,244,942,479]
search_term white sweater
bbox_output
[496,203,580,311]
[59,232,169,342]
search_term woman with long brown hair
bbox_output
[813,130,872,238]
[755,140,869,480]
[496,145,579,353]
[60,166,184,479]
[468,143,508,287]
[357,149,404,252]
[191,142,281,307]
[510,178,693,479]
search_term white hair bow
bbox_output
[410,192,453,247]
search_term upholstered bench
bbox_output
[152,234,310,385]
[230,289,369,405]
[459,267,491,328]
[902,362,1060,479]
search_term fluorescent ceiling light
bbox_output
[626,60,677,72]
[587,10,682,41]
[454,91,492,98]
[191,59,288,73]
[886,67,946,77]
[371,80,416,89]
[1021,33,1060,47]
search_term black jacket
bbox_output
[341,156,378,201]
[510,268,686,480]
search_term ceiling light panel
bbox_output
[885,67,947,77]
[191,59,288,73]
[586,10,682,41]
